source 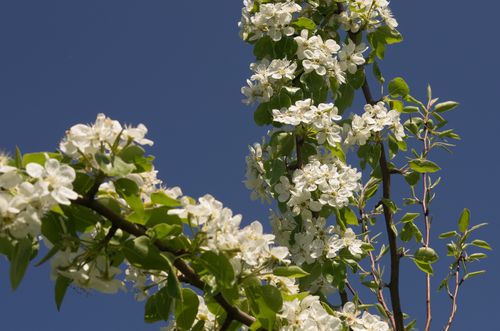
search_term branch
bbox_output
[74,196,256,327]
[359,209,395,329]
[421,108,433,331]
[444,267,461,331]
[219,315,234,331]
[378,141,405,331]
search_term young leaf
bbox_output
[463,270,486,281]
[388,77,410,98]
[273,266,310,278]
[434,101,459,113]
[409,159,441,173]
[10,238,33,290]
[175,288,200,330]
[54,276,72,311]
[458,208,470,233]
[471,240,492,250]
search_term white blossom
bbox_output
[239,0,302,42]
[338,39,367,75]
[26,159,77,206]
[345,102,405,146]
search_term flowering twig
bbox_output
[74,196,256,327]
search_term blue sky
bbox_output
[0,1,498,330]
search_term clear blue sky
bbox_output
[0,1,497,330]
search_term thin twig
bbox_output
[444,266,461,331]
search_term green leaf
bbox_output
[372,61,384,84]
[340,207,359,225]
[413,259,433,275]
[72,172,95,196]
[292,17,316,30]
[151,191,181,207]
[254,36,274,59]
[434,101,459,113]
[200,251,235,288]
[260,285,283,313]
[388,77,410,98]
[147,223,183,241]
[10,238,33,290]
[471,240,492,250]
[166,260,183,300]
[268,159,286,185]
[404,171,420,186]
[54,276,72,311]
[97,154,136,177]
[270,131,295,157]
[458,208,470,233]
[335,83,355,114]
[274,37,298,59]
[15,146,23,169]
[41,212,65,245]
[114,178,144,213]
[409,159,441,173]
[0,236,14,258]
[403,106,419,113]
[467,253,487,261]
[175,288,200,330]
[400,213,419,223]
[122,236,169,271]
[439,231,458,239]
[254,103,272,126]
[144,286,173,323]
[347,69,365,89]
[414,247,439,264]
[400,222,423,243]
[22,152,60,167]
[273,266,310,278]
[463,270,486,280]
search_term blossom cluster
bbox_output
[239,0,302,42]
[345,101,405,146]
[272,98,343,147]
[242,59,298,105]
[49,228,124,294]
[169,194,290,269]
[278,156,362,217]
[271,212,364,267]
[60,113,153,160]
[244,141,272,203]
[336,0,399,33]
[0,156,77,239]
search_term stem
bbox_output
[74,197,256,327]
[444,266,461,331]
[359,208,396,330]
[422,109,433,331]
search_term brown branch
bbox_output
[339,289,349,306]
[219,315,234,331]
[74,196,256,327]
[378,142,404,331]
[357,74,404,330]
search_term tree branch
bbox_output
[74,196,256,327]
[359,76,405,331]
